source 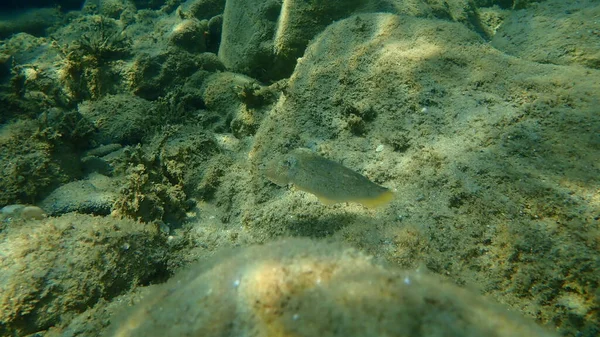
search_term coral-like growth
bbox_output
[56,15,131,101]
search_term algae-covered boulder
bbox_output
[235,12,599,334]
[0,213,171,336]
[178,0,225,21]
[218,0,366,81]
[0,7,63,39]
[82,0,137,19]
[491,0,600,69]
[0,119,82,206]
[106,239,556,337]
[218,0,502,82]
[78,94,159,145]
[168,18,208,53]
[40,173,118,216]
[217,0,282,81]
[130,50,223,100]
[199,71,275,137]
[0,33,71,118]
[200,71,253,114]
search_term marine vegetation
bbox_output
[56,15,131,101]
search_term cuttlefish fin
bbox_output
[316,195,338,205]
[356,190,395,209]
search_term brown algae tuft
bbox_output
[265,148,393,208]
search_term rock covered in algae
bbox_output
[106,239,556,337]
[0,213,171,337]
[265,148,394,208]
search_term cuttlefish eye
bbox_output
[282,156,297,168]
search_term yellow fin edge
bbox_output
[311,190,394,208]
[357,190,395,208]
[316,196,338,205]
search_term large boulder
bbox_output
[218,0,365,81]
[0,213,171,336]
[105,239,557,337]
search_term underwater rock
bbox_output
[200,71,255,114]
[81,144,121,178]
[130,49,222,100]
[217,0,490,81]
[218,0,279,80]
[491,0,600,69]
[108,137,206,223]
[0,7,62,39]
[49,15,132,101]
[0,33,71,117]
[199,72,274,137]
[196,51,225,72]
[178,0,225,21]
[77,94,158,145]
[218,0,365,81]
[81,155,114,176]
[270,0,364,79]
[0,204,47,220]
[84,143,123,157]
[129,0,170,10]
[206,14,222,52]
[40,173,118,216]
[0,119,81,206]
[106,238,557,337]
[168,18,207,53]
[82,0,136,19]
[0,213,170,337]
[20,205,47,220]
[246,12,600,334]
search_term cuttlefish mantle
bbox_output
[265,148,394,208]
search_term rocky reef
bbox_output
[0,0,598,336]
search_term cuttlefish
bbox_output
[265,148,393,208]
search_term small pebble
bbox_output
[0,204,47,220]
[375,144,384,152]
[20,206,47,220]
[0,204,26,215]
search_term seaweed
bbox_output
[74,16,131,63]
[55,15,131,101]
